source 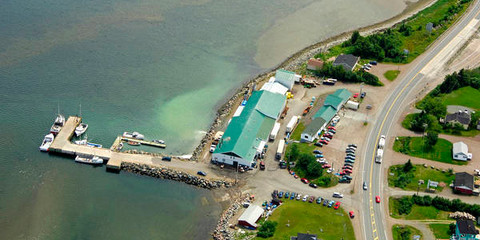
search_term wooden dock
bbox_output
[48,116,155,171]
[121,137,166,148]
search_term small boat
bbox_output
[86,142,102,148]
[127,140,140,146]
[74,139,87,145]
[39,133,55,152]
[152,139,165,144]
[50,105,65,135]
[117,142,124,150]
[75,123,88,136]
[123,131,145,140]
[75,155,103,165]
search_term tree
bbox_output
[287,144,299,163]
[403,159,414,172]
[350,31,361,45]
[448,223,456,235]
[306,161,323,179]
[425,130,439,149]
[257,221,277,238]
[297,153,313,170]
[398,196,413,215]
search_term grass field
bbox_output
[440,86,480,110]
[429,224,453,239]
[389,197,450,220]
[286,142,316,156]
[392,225,423,240]
[393,137,467,165]
[257,199,354,240]
[388,164,455,192]
[384,70,400,81]
[290,122,305,141]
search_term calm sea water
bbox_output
[0,0,411,238]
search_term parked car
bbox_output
[349,211,355,218]
[308,196,315,203]
[209,144,216,153]
[272,190,278,198]
[302,195,309,202]
[328,200,335,207]
[313,150,323,154]
[339,178,351,183]
[376,196,381,203]
[260,161,265,170]
[314,142,323,147]
[361,92,366,98]
[369,61,377,65]
[323,199,329,206]
[363,182,368,190]
[322,164,331,169]
[342,165,353,170]
[279,160,287,169]
[328,126,336,130]
[315,154,324,158]
[353,93,359,98]
[345,159,355,164]
[332,192,344,198]
[343,175,353,180]
[162,156,172,161]
[296,194,302,200]
[309,183,318,188]
[348,144,357,148]
[344,163,353,167]
[284,192,290,199]
[344,169,352,174]
[290,192,296,200]
[197,171,207,176]
[278,191,284,198]
[334,202,341,210]
[316,197,323,204]
[301,178,309,184]
[346,149,356,154]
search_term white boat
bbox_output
[152,139,165,144]
[75,155,103,165]
[74,139,87,145]
[39,133,55,152]
[123,131,145,140]
[75,123,88,136]
[50,113,65,135]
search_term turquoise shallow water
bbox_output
[0,0,409,238]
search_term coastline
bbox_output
[190,0,436,162]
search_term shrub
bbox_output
[257,221,277,238]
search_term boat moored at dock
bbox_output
[75,155,104,165]
[50,114,65,135]
[123,131,144,140]
[75,123,88,136]
[39,133,55,152]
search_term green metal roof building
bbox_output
[213,90,286,167]
[275,69,296,90]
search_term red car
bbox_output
[349,211,355,218]
[375,196,381,203]
[344,169,353,174]
[339,171,347,176]
[322,164,331,169]
[328,126,336,130]
[334,202,341,210]
[319,140,329,145]
[353,93,359,98]
[301,178,309,184]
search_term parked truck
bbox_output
[269,122,281,141]
[286,116,299,133]
[276,140,285,160]
[376,135,386,163]
[378,135,386,149]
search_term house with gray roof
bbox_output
[446,110,471,129]
[333,54,360,71]
[454,219,479,240]
[212,90,286,167]
[301,117,326,142]
[454,172,475,195]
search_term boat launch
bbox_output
[39,133,55,152]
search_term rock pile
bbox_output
[121,163,233,189]
[212,194,251,240]
[449,211,476,221]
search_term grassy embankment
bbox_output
[392,225,423,240]
[255,199,354,240]
[384,70,400,81]
[389,197,450,220]
[290,123,305,141]
[388,164,455,192]
[393,137,467,165]
[315,0,472,63]
[429,224,453,239]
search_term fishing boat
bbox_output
[75,123,88,136]
[152,139,165,144]
[75,155,103,165]
[123,131,145,140]
[50,105,65,135]
[39,133,55,152]
[127,140,140,146]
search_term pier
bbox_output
[49,116,157,171]
[121,137,166,148]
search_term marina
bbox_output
[48,116,165,171]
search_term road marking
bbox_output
[365,4,480,240]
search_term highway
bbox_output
[361,1,480,239]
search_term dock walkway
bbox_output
[49,116,154,170]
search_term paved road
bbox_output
[361,1,480,239]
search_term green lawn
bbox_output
[440,86,480,110]
[384,70,400,81]
[401,113,417,129]
[389,197,450,220]
[429,224,453,239]
[392,225,423,240]
[388,164,455,192]
[290,122,305,141]
[402,112,480,137]
[393,137,467,165]
[257,199,354,240]
[286,142,316,156]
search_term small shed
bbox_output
[346,100,359,110]
[454,172,474,195]
[453,142,472,161]
[307,58,324,71]
[238,205,264,229]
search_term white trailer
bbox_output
[378,135,386,149]
[286,116,299,133]
[346,100,359,110]
[269,122,281,141]
[375,148,384,163]
[276,140,285,160]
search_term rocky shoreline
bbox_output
[212,193,251,240]
[121,162,233,189]
[189,0,436,162]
